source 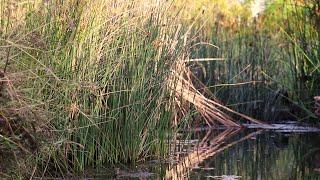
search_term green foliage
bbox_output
[0,0,319,177]
[182,0,319,120]
[1,0,191,175]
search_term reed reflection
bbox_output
[166,128,262,180]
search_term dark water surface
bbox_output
[85,128,320,180]
[188,130,320,180]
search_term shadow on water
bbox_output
[81,127,320,180]
[187,129,320,180]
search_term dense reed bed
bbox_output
[0,0,319,178]
[0,0,189,177]
[178,0,319,121]
[0,0,251,177]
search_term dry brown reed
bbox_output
[168,59,264,127]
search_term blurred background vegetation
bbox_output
[176,0,319,122]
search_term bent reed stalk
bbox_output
[0,0,265,177]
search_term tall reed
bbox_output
[176,0,319,121]
[0,0,196,175]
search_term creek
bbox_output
[82,122,320,179]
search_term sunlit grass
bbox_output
[0,0,193,175]
[0,0,319,177]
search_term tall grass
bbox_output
[0,0,197,176]
[282,0,320,98]
[35,0,188,174]
[177,0,319,121]
[0,0,319,177]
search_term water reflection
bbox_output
[185,130,320,180]
[166,128,262,180]
[86,129,320,179]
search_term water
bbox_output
[188,130,320,180]
[85,128,320,179]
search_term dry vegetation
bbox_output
[0,0,318,178]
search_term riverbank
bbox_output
[0,0,319,178]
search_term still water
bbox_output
[86,128,320,179]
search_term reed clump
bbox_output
[0,0,174,176]
[174,0,319,121]
[1,0,318,177]
[0,0,251,177]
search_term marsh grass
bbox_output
[2,0,250,176]
[181,0,319,121]
[0,0,192,176]
[0,0,319,177]
[28,0,188,174]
